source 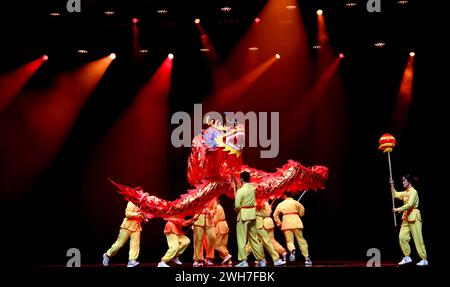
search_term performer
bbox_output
[234,171,265,267]
[212,198,233,264]
[157,215,199,267]
[391,174,428,266]
[263,200,288,262]
[102,201,147,267]
[274,192,312,266]
[192,200,217,266]
[245,199,286,266]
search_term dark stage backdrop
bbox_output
[0,0,445,269]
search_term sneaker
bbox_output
[274,259,286,266]
[289,250,296,262]
[282,252,287,262]
[193,261,203,267]
[157,261,170,267]
[254,260,259,266]
[102,253,110,267]
[204,259,214,266]
[222,254,232,264]
[227,260,233,265]
[127,260,140,267]
[416,259,428,266]
[398,256,412,265]
[305,257,312,266]
[257,259,267,267]
[172,257,182,265]
[235,260,249,267]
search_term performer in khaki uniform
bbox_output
[274,192,312,266]
[103,201,146,267]
[157,216,199,267]
[245,200,286,266]
[192,201,216,266]
[391,174,428,266]
[262,200,287,262]
[212,199,233,264]
[234,171,265,267]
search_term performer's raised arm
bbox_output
[273,204,282,227]
[390,178,405,200]
[296,202,305,217]
[125,202,145,220]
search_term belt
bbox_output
[241,206,255,209]
[283,212,298,215]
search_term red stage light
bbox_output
[195,18,200,24]
[317,10,323,15]
[409,52,415,57]
[254,17,261,23]
[132,18,139,24]
[168,53,174,60]
[339,53,344,58]
[110,53,116,60]
[42,55,49,61]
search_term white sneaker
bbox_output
[102,253,110,267]
[289,250,296,262]
[305,257,312,266]
[257,259,267,267]
[274,259,286,266]
[282,252,287,262]
[204,259,214,266]
[157,261,170,267]
[222,254,232,264]
[235,260,249,267]
[193,261,203,267]
[398,256,412,265]
[172,257,182,265]
[416,259,428,266]
[127,260,140,267]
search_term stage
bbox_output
[0,2,444,286]
[70,260,399,268]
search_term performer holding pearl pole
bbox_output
[391,175,428,266]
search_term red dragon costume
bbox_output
[110,119,328,219]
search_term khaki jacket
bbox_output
[213,204,229,235]
[273,197,305,230]
[235,183,256,222]
[262,202,275,230]
[120,202,143,232]
[393,186,421,223]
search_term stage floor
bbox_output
[64,260,404,268]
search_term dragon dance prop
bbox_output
[111,119,328,219]
[378,133,397,227]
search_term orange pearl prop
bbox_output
[378,133,396,153]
